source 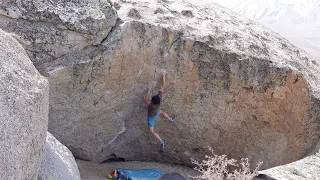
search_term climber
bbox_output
[145,71,175,151]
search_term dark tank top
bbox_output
[147,92,162,117]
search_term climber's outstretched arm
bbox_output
[145,89,151,105]
[160,72,165,93]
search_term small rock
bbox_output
[154,8,166,14]
[113,2,121,10]
[181,10,193,17]
[128,8,142,19]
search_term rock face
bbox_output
[0,29,49,180]
[38,132,80,180]
[0,0,117,75]
[257,150,320,179]
[1,0,320,170]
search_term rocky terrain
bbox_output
[1,0,320,179]
[257,150,320,179]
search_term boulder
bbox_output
[256,150,320,179]
[1,0,320,170]
[0,0,117,75]
[0,29,49,180]
[38,132,80,180]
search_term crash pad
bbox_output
[117,168,164,179]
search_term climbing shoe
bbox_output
[170,116,176,123]
[161,140,166,151]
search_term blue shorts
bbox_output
[147,109,161,128]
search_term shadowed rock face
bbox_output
[1,0,320,170]
[0,29,49,180]
[38,132,80,180]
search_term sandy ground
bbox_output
[76,160,199,180]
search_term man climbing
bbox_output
[145,71,175,151]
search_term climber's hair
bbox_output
[151,95,161,105]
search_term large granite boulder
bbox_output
[0,0,117,75]
[0,29,49,180]
[1,0,320,170]
[38,132,80,180]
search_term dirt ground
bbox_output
[76,160,199,180]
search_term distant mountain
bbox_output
[196,0,320,61]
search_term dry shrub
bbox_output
[191,147,262,180]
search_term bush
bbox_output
[191,147,262,180]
